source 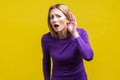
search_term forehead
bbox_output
[50,8,64,15]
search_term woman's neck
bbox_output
[57,28,68,39]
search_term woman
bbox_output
[41,4,94,80]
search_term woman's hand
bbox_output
[67,12,79,38]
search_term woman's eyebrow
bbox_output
[54,12,61,15]
[50,13,61,17]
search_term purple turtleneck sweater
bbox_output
[41,28,94,80]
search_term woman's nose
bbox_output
[53,17,58,22]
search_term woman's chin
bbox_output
[54,30,60,33]
[53,27,66,33]
[54,29,61,32]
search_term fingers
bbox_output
[68,11,77,31]
[68,11,77,27]
[68,11,76,22]
[68,11,73,21]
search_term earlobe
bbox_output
[67,20,69,24]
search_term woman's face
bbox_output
[49,8,69,32]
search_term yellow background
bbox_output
[0,0,120,80]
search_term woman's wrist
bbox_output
[72,31,80,38]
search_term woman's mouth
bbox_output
[54,24,59,27]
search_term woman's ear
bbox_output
[66,20,69,24]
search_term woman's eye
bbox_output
[50,16,53,19]
[57,15,61,18]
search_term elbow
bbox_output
[84,56,93,61]
[84,50,94,61]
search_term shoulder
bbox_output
[41,32,51,42]
[76,28,89,40]
[77,28,87,35]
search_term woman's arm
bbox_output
[41,35,51,80]
[75,29,94,61]
[66,12,93,61]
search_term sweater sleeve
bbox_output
[75,29,94,61]
[41,35,51,80]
